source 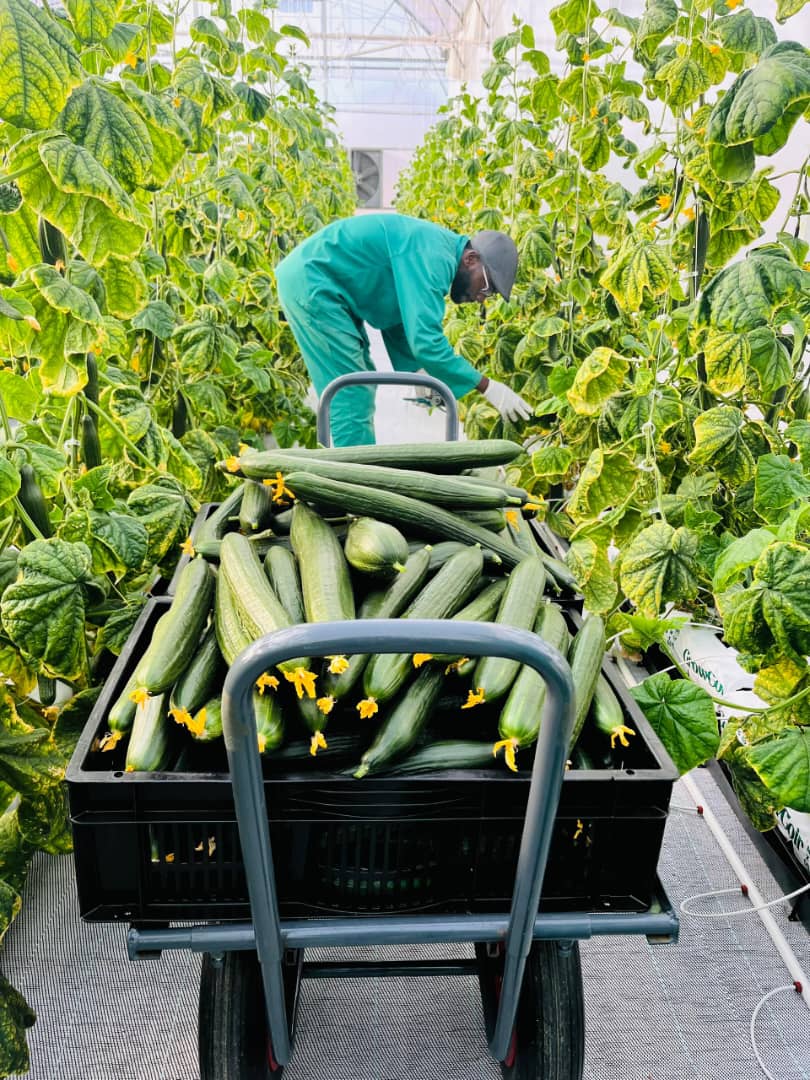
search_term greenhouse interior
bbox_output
[0,0,810,1077]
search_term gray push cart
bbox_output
[67,373,679,1079]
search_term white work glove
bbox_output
[482,379,533,422]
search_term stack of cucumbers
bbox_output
[100,439,635,776]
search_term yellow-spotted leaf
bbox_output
[57,79,153,192]
[107,386,152,442]
[0,203,40,275]
[567,448,637,522]
[566,537,617,613]
[620,521,699,615]
[0,371,39,422]
[657,56,710,109]
[776,0,809,22]
[120,82,191,187]
[689,405,754,484]
[753,455,810,524]
[65,0,122,43]
[566,347,629,416]
[100,256,148,319]
[29,265,101,323]
[715,9,776,64]
[8,133,146,267]
[0,459,20,508]
[745,728,810,813]
[531,446,573,479]
[703,329,749,398]
[636,0,678,58]
[599,238,672,311]
[0,0,85,129]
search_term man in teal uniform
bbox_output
[275,213,532,446]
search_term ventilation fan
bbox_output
[351,149,382,208]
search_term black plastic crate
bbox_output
[67,598,678,923]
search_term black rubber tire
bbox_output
[199,950,302,1080]
[475,941,585,1080]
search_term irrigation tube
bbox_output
[614,656,810,1013]
[679,770,810,1013]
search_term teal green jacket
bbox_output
[276,214,481,399]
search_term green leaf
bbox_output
[65,0,121,41]
[599,237,672,311]
[280,22,311,46]
[131,299,177,339]
[0,371,38,422]
[630,672,719,774]
[173,314,239,374]
[100,255,147,319]
[715,10,777,61]
[531,446,573,479]
[689,406,754,485]
[636,0,678,56]
[748,327,792,395]
[234,80,271,121]
[745,728,810,812]
[126,480,194,566]
[119,82,190,187]
[719,542,810,662]
[697,248,808,332]
[703,329,749,398]
[568,449,637,522]
[785,419,810,465]
[0,970,36,1076]
[550,0,597,36]
[107,386,151,442]
[707,42,810,180]
[95,595,146,654]
[566,347,629,416]
[620,521,699,615]
[566,538,617,613]
[0,0,85,128]
[0,460,20,508]
[619,391,683,441]
[753,455,810,524]
[712,528,776,592]
[8,133,146,267]
[58,79,153,192]
[9,442,65,499]
[59,509,148,576]
[0,538,94,680]
[611,611,688,652]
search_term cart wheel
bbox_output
[474,941,584,1080]
[199,949,302,1080]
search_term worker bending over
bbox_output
[275,212,532,446]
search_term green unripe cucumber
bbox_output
[355,667,445,778]
[344,517,409,576]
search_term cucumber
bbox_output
[283,472,525,568]
[264,545,305,624]
[539,552,578,594]
[567,614,607,751]
[408,540,501,571]
[272,731,367,763]
[219,532,308,674]
[355,667,445,777]
[344,517,409,576]
[239,451,523,507]
[18,464,52,540]
[362,545,483,705]
[319,547,433,703]
[456,508,507,532]
[385,740,502,775]
[254,686,284,753]
[240,439,522,473]
[461,469,530,502]
[169,625,224,726]
[101,670,139,749]
[125,692,173,772]
[195,483,244,547]
[589,673,636,749]
[269,507,293,534]
[133,558,214,694]
[290,501,355,623]
[470,557,547,706]
[505,514,537,559]
[188,696,223,743]
[81,414,102,470]
[497,602,570,752]
[432,578,508,662]
[239,480,276,533]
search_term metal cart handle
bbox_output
[316,371,459,445]
[222,618,575,1066]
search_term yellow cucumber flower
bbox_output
[180,537,195,557]
[493,738,519,772]
[257,732,267,753]
[461,687,486,709]
[129,687,150,707]
[316,696,335,715]
[327,655,349,675]
[256,673,280,694]
[285,666,317,699]
[610,724,636,749]
[681,206,696,221]
[656,194,672,211]
[444,658,470,675]
[187,708,207,737]
[357,697,378,719]
[573,819,584,841]
[505,509,519,528]
[169,706,193,729]
[99,729,124,751]
[412,653,433,668]
[224,456,241,473]
[310,730,328,756]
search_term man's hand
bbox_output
[481,378,533,422]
